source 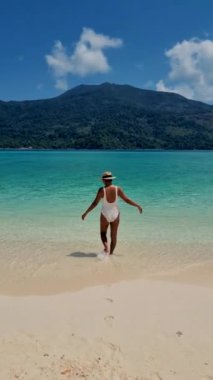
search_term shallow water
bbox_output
[0,150,212,294]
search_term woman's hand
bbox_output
[81,188,103,221]
[137,205,143,214]
[81,212,87,220]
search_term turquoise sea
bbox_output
[0,150,213,294]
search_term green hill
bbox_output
[0,83,213,149]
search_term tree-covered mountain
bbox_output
[0,83,213,149]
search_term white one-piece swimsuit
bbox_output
[101,186,119,223]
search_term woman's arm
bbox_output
[118,187,143,214]
[82,188,103,220]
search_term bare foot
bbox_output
[103,242,109,254]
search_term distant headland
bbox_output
[0,83,213,149]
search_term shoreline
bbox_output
[0,239,213,297]
[0,231,213,297]
[0,148,213,152]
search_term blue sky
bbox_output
[1,0,213,103]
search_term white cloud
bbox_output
[46,28,123,90]
[156,80,194,99]
[156,38,213,103]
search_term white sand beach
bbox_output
[1,262,213,380]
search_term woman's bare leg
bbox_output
[100,213,109,253]
[110,215,120,255]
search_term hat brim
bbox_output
[101,176,116,180]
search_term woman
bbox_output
[82,171,142,255]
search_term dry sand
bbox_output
[1,263,213,380]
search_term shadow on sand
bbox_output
[67,252,97,258]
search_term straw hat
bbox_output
[101,171,116,180]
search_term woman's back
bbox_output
[103,185,118,204]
